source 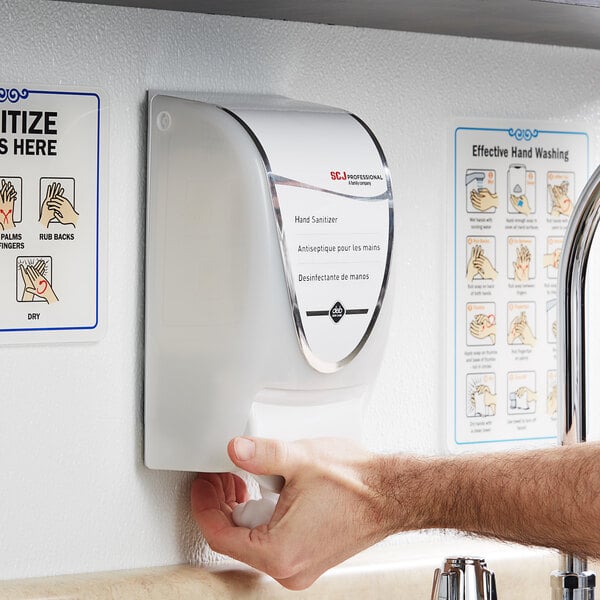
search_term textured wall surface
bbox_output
[1,0,599,581]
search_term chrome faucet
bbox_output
[431,557,497,600]
[553,163,600,599]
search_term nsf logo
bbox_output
[329,301,345,323]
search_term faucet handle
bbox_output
[431,557,497,600]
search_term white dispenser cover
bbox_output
[145,93,393,471]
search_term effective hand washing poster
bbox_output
[0,85,107,343]
[448,120,589,451]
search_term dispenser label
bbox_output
[232,110,393,373]
[0,85,107,343]
[448,120,589,451]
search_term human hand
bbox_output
[470,188,498,212]
[513,244,531,281]
[0,179,17,230]
[469,313,496,345]
[510,194,531,216]
[549,181,573,217]
[191,437,391,590]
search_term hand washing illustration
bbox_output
[548,178,573,217]
[454,123,588,450]
[508,164,534,215]
[16,257,58,304]
[465,169,497,213]
[0,178,19,230]
[470,188,499,212]
[510,385,537,413]
[509,192,532,215]
[543,248,561,270]
[546,298,558,343]
[466,242,498,281]
[508,309,536,347]
[468,382,497,418]
[512,243,532,282]
[546,369,558,419]
[468,308,496,346]
[39,179,78,228]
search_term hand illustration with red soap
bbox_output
[508,312,536,347]
[513,244,531,282]
[19,260,58,304]
[543,248,561,269]
[40,182,79,227]
[0,179,17,230]
[549,181,573,217]
[469,313,496,345]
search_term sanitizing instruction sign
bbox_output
[448,120,589,451]
[0,85,107,343]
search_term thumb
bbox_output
[228,436,300,480]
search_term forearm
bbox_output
[375,443,600,558]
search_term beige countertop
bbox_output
[0,539,562,599]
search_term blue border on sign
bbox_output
[0,87,101,333]
[452,125,589,446]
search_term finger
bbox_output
[191,478,272,569]
[220,472,250,506]
[233,473,250,504]
[228,437,302,480]
[201,473,227,502]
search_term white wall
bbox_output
[1,0,599,581]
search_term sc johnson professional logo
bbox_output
[329,170,384,187]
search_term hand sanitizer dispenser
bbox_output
[144,93,394,481]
